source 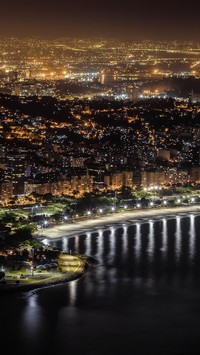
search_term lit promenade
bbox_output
[36,204,200,240]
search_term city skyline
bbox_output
[1,4,200,354]
[1,0,200,41]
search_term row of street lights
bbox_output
[84,197,196,215]
[38,196,197,228]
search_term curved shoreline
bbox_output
[3,205,200,294]
[35,204,200,240]
[0,271,85,295]
[0,255,93,295]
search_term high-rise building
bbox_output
[14,84,21,96]
[127,84,139,101]
[0,182,13,202]
[5,153,26,195]
[188,89,194,108]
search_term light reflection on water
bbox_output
[161,217,167,255]
[147,220,154,261]
[46,213,200,295]
[189,214,195,261]
[49,214,200,286]
[175,216,181,260]
[2,213,200,355]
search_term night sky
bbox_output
[1,0,200,41]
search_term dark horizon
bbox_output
[0,0,200,42]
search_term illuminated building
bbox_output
[0,182,13,202]
[127,85,139,101]
[5,153,26,196]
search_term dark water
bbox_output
[1,213,200,355]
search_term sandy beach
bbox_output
[36,204,200,240]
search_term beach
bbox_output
[36,204,200,240]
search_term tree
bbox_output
[13,223,37,241]
[119,186,133,198]
[0,271,5,280]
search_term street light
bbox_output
[114,190,118,209]
[31,204,38,214]
[41,220,48,235]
